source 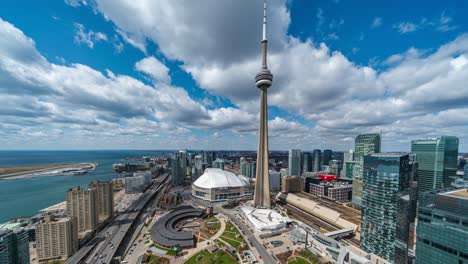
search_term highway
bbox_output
[66,173,169,264]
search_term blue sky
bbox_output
[0,0,467,151]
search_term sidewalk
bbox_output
[181,215,227,261]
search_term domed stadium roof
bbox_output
[193,168,249,189]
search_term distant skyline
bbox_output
[0,1,467,151]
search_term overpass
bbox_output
[66,173,169,264]
[324,228,355,239]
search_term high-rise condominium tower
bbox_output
[352,133,381,206]
[66,186,98,233]
[35,216,78,262]
[89,180,114,222]
[253,0,273,208]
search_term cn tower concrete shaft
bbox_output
[253,87,271,207]
[253,0,273,208]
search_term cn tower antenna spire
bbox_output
[253,0,273,208]
[262,0,267,42]
[261,0,268,68]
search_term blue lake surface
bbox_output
[0,150,169,222]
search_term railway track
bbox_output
[283,204,360,247]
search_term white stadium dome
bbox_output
[191,168,252,202]
[193,168,248,189]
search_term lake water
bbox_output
[0,150,169,222]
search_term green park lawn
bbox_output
[184,250,237,264]
[203,216,221,238]
[220,221,246,249]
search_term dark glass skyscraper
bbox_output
[360,153,414,264]
[312,149,321,172]
[171,153,184,186]
[302,152,312,174]
[411,136,459,198]
[415,188,468,264]
[0,228,30,264]
[323,149,333,167]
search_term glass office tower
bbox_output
[302,152,312,174]
[288,149,302,176]
[464,164,468,181]
[352,133,381,206]
[312,149,322,172]
[415,188,468,264]
[0,228,30,264]
[361,153,414,264]
[323,149,333,167]
[411,136,459,198]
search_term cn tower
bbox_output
[253,0,273,208]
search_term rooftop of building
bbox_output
[38,215,72,224]
[295,192,362,226]
[411,136,459,143]
[444,189,468,199]
[240,206,289,231]
[192,168,249,189]
[0,222,22,230]
[368,152,409,157]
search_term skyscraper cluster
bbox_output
[353,133,463,264]
[240,157,257,179]
[287,148,341,177]
[171,150,216,186]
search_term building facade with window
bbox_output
[360,153,415,264]
[411,136,459,197]
[0,228,30,264]
[415,188,468,264]
[352,133,381,206]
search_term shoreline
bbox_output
[0,162,97,180]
